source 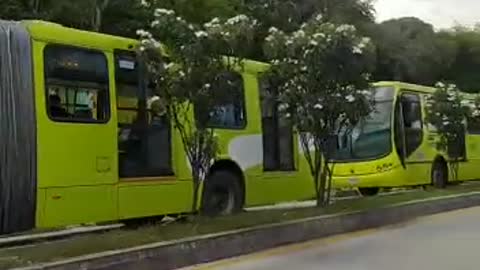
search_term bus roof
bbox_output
[16,21,480,88]
[373,81,436,93]
[23,20,138,53]
[21,20,269,74]
[374,81,478,99]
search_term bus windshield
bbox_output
[333,87,395,162]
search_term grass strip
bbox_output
[1,182,480,269]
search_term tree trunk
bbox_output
[314,171,323,207]
[319,169,328,206]
[28,0,41,15]
[93,0,110,31]
[325,165,332,204]
[191,168,201,212]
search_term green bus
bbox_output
[0,20,315,234]
[332,82,480,196]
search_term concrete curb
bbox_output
[13,192,480,270]
[0,224,124,248]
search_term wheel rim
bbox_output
[206,186,234,215]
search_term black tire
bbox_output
[201,170,243,217]
[359,187,380,197]
[432,160,448,189]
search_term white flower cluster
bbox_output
[442,115,450,126]
[312,33,326,39]
[269,27,279,34]
[204,17,221,29]
[335,24,356,34]
[279,103,289,112]
[473,108,480,118]
[154,8,175,17]
[203,15,257,43]
[345,94,356,103]
[293,29,306,39]
[137,29,161,50]
[352,37,371,55]
[435,82,446,88]
[460,99,472,107]
[163,62,174,70]
[265,27,283,43]
[468,99,480,118]
[314,14,323,22]
[226,14,249,25]
[136,29,152,39]
[195,30,209,38]
[141,0,150,7]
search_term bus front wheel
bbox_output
[432,160,448,189]
[201,170,243,217]
[359,187,379,197]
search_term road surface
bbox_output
[180,206,480,270]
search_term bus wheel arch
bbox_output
[432,156,448,188]
[358,187,380,197]
[201,160,245,216]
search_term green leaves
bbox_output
[138,10,259,210]
[263,16,375,206]
[425,83,471,153]
[264,19,374,137]
[140,9,257,116]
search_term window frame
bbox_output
[400,92,424,130]
[44,44,111,124]
[400,91,424,157]
[195,72,248,130]
[466,117,480,136]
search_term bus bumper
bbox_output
[332,167,405,189]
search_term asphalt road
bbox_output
[180,206,480,270]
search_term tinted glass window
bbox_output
[259,77,295,171]
[44,45,109,122]
[402,94,423,130]
[333,87,394,161]
[401,93,423,157]
[467,117,480,134]
[198,72,246,129]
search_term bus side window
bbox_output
[44,45,109,123]
[196,72,246,129]
[467,117,480,134]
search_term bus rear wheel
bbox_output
[432,160,448,189]
[359,187,380,197]
[201,170,243,217]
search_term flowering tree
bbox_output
[138,7,257,213]
[264,15,375,206]
[425,83,473,183]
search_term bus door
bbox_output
[260,78,295,173]
[397,91,431,184]
[253,77,310,204]
[115,50,174,179]
[37,44,118,226]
